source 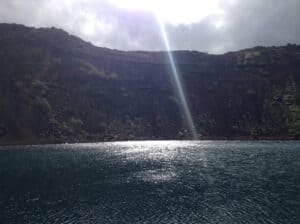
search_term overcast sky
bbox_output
[0,0,300,54]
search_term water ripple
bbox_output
[0,141,299,223]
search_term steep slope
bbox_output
[0,23,300,144]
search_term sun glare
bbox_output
[107,0,219,139]
[108,0,224,25]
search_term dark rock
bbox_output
[0,123,6,137]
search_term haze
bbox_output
[0,0,300,53]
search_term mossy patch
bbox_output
[78,59,118,80]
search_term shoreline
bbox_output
[0,136,298,147]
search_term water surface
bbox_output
[0,141,299,223]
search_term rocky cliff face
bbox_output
[0,23,299,144]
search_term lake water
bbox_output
[0,141,299,223]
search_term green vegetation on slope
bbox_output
[0,24,299,144]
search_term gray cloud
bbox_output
[0,0,299,54]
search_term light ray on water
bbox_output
[158,19,198,139]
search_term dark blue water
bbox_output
[0,141,299,223]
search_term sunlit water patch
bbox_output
[0,141,299,223]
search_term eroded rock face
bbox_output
[0,23,299,144]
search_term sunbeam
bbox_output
[157,18,198,139]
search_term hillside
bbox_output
[0,23,300,144]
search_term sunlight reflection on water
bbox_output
[0,141,299,224]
